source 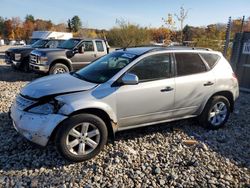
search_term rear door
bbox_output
[173,52,215,117]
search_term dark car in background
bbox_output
[5,39,65,72]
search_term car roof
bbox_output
[71,38,105,41]
[116,46,214,56]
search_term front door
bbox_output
[116,53,175,128]
[71,41,97,70]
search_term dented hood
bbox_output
[21,73,97,99]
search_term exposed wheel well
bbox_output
[210,91,234,112]
[50,108,115,143]
[50,59,72,71]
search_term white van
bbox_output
[29,31,73,45]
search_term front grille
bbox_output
[30,54,38,64]
[15,94,36,110]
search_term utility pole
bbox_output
[223,17,232,57]
[240,16,245,33]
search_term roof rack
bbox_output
[146,46,213,52]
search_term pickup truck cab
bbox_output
[5,39,65,72]
[29,38,108,74]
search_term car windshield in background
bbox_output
[58,39,81,49]
[72,51,137,83]
[28,38,40,45]
[32,40,49,48]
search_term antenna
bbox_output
[123,40,133,51]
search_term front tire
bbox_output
[49,63,69,74]
[199,96,230,130]
[55,114,108,162]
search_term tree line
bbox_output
[0,13,250,52]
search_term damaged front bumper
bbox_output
[10,104,67,146]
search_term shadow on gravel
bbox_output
[1,107,249,173]
[0,64,40,82]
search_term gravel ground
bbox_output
[0,59,249,188]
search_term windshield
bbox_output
[58,39,81,49]
[32,40,49,48]
[28,38,40,45]
[72,51,137,84]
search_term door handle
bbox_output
[204,81,214,86]
[161,86,174,92]
[93,54,97,57]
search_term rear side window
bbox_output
[175,53,207,76]
[95,41,104,52]
[200,53,220,68]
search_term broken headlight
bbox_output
[26,100,64,115]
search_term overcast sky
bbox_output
[1,0,249,29]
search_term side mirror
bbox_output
[78,46,85,54]
[122,73,139,85]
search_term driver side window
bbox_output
[129,53,172,82]
[82,41,94,52]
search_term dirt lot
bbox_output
[0,53,249,187]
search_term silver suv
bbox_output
[10,47,239,162]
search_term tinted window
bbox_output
[96,41,104,52]
[83,41,94,51]
[175,53,207,76]
[200,53,220,68]
[129,53,171,82]
[58,39,81,49]
[32,40,48,48]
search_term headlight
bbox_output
[27,100,64,115]
[15,53,21,61]
[38,56,48,64]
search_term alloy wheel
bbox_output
[54,68,66,74]
[66,122,101,156]
[208,101,228,126]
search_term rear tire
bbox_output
[198,96,230,130]
[49,63,69,74]
[55,114,108,162]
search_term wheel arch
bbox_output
[50,108,117,143]
[50,59,73,71]
[202,90,235,114]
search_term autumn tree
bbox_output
[23,20,35,41]
[107,19,150,47]
[150,28,171,43]
[11,17,24,40]
[34,19,53,31]
[52,23,67,32]
[3,19,14,39]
